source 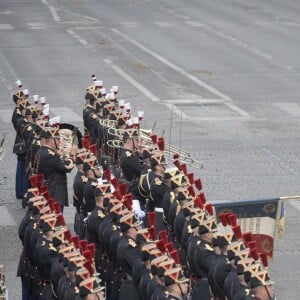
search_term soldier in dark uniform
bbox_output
[82,157,102,215]
[11,87,26,200]
[250,271,276,300]
[163,267,189,300]
[149,152,170,232]
[187,217,217,300]
[34,216,61,299]
[83,87,101,144]
[119,129,149,208]
[208,234,233,300]
[17,194,43,300]
[86,185,108,283]
[36,128,76,211]
[117,212,143,300]
[73,150,89,234]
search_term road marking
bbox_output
[78,38,89,46]
[0,10,15,15]
[154,21,173,27]
[49,5,60,22]
[224,102,251,118]
[0,24,13,30]
[27,22,47,29]
[40,0,60,22]
[51,107,82,123]
[164,99,251,120]
[111,28,232,101]
[120,22,139,28]
[185,19,296,73]
[274,102,300,117]
[0,206,16,226]
[103,58,160,103]
[164,99,227,105]
[185,20,203,27]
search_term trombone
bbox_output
[107,128,203,170]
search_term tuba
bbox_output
[58,123,79,159]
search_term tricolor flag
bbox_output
[213,198,280,258]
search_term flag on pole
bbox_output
[213,198,280,258]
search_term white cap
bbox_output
[39,96,46,104]
[50,116,61,125]
[118,99,125,107]
[124,103,131,111]
[91,74,97,81]
[100,87,106,95]
[105,93,111,100]
[15,80,22,87]
[126,118,133,127]
[132,117,139,125]
[42,104,50,116]
[94,80,103,87]
[23,89,29,96]
[32,95,39,103]
[109,93,115,100]
[48,117,56,126]
[138,111,144,118]
[112,85,119,93]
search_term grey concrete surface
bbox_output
[0,0,299,298]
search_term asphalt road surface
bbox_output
[0,0,299,298]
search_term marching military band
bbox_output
[0,76,277,299]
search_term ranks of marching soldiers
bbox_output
[10,76,276,300]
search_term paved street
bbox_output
[0,0,300,298]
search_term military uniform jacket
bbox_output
[120,149,147,182]
[73,171,85,209]
[117,235,141,277]
[35,237,59,281]
[86,206,106,245]
[37,145,73,206]
[208,254,232,298]
[150,174,171,208]
[194,238,216,277]
[82,178,98,213]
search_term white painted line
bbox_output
[0,24,13,30]
[27,23,47,29]
[0,206,16,226]
[78,39,89,46]
[187,20,296,72]
[120,22,139,28]
[50,107,82,122]
[154,21,173,27]
[185,20,203,27]
[274,102,300,117]
[224,102,251,118]
[66,29,75,35]
[164,103,189,119]
[164,99,226,105]
[111,28,232,101]
[49,5,60,22]
[103,58,160,103]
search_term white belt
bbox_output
[154,207,163,213]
